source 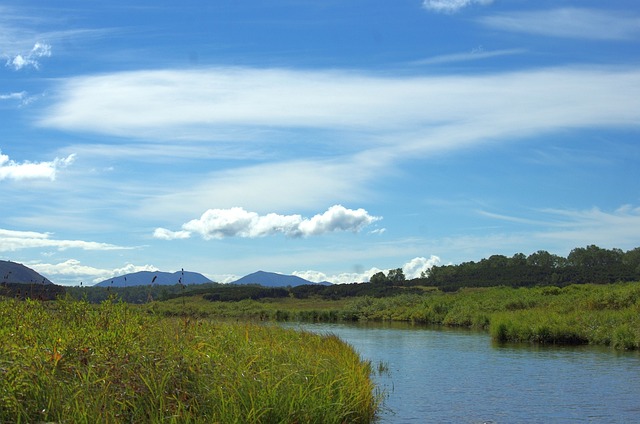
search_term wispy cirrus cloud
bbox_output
[5,41,51,70]
[423,0,493,14]
[38,65,640,221]
[413,47,525,65]
[479,8,640,40]
[1,91,40,106]
[39,66,640,151]
[0,228,131,252]
[154,205,381,240]
[0,150,76,181]
[480,205,640,251]
[0,91,26,101]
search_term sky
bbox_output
[1,0,639,286]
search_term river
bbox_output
[282,322,640,423]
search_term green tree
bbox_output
[527,250,563,268]
[568,245,623,268]
[387,268,406,283]
[369,272,388,285]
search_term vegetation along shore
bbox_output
[0,297,378,423]
[1,244,639,422]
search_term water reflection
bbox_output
[282,322,640,423]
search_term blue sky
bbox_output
[1,0,639,286]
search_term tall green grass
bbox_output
[0,297,378,422]
[340,283,640,349]
[143,282,640,349]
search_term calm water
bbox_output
[282,322,640,423]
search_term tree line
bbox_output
[5,244,638,303]
[412,245,640,291]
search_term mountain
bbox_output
[0,260,54,285]
[94,270,212,287]
[229,270,331,287]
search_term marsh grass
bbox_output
[0,296,378,423]
[144,283,640,349]
[150,295,352,322]
[339,283,640,349]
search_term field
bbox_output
[148,282,640,350]
[0,297,378,423]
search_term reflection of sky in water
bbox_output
[285,322,640,423]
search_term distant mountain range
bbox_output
[229,270,331,287]
[0,260,53,285]
[94,270,212,287]
[0,260,328,289]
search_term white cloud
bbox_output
[0,91,39,106]
[0,150,76,181]
[454,205,640,261]
[479,8,640,40]
[0,228,130,252]
[29,259,158,286]
[293,267,385,284]
[402,255,441,279]
[39,66,640,153]
[37,66,640,222]
[297,205,380,236]
[423,0,493,14]
[152,228,191,240]
[5,42,51,70]
[0,91,26,101]
[533,205,640,249]
[414,48,525,65]
[293,255,441,284]
[136,157,381,220]
[156,205,381,240]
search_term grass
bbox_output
[0,296,379,423]
[148,295,353,322]
[147,282,640,350]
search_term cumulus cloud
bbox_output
[5,42,51,70]
[423,0,493,14]
[154,205,381,240]
[0,228,130,252]
[479,8,640,40]
[0,150,76,181]
[293,255,441,284]
[402,255,441,279]
[29,259,158,286]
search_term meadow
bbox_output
[0,296,378,423]
[149,282,640,350]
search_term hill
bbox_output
[95,270,212,287]
[0,260,53,285]
[230,271,330,287]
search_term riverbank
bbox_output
[0,297,378,423]
[151,282,640,349]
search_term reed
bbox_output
[161,282,640,350]
[0,297,378,423]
